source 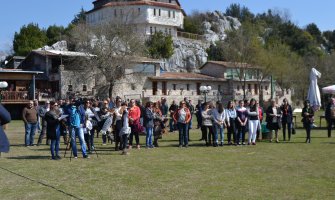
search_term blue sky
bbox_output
[1,0,335,54]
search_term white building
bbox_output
[86,0,185,37]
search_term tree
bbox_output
[225,3,254,22]
[69,20,147,99]
[13,23,48,56]
[46,25,65,45]
[146,32,174,59]
[305,23,323,44]
[71,7,86,25]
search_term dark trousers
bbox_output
[327,119,335,137]
[304,123,312,142]
[236,125,247,144]
[200,126,206,140]
[282,122,292,141]
[129,129,140,146]
[227,118,236,143]
[202,126,214,145]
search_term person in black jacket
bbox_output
[325,98,335,138]
[266,99,282,143]
[302,100,314,143]
[280,98,293,141]
[0,104,11,153]
[44,101,61,160]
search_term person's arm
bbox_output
[0,104,11,125]
[173,110,178,123]
[22,108,28,124]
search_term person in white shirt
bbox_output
[247,99,260,145]
[226,101,237,145]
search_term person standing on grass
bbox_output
[37,101,50,146]
[113,98,123,151]
[325,98,335,138]
[226,101,237,145]
[168,100,178,132]
[280,98,293,141]
[0,104,11,153]
[256,101,263,141]
[201,102,214,146]
[44,101,61,160]
[302,100,314,143]
[67,100,89,159]
[247,99,259,145]
[22,101,38,146]
[143,101,154,148]
[173,101,191,148]
[266,99,282,143]
[119,102,130,155]
[212,102,226,146]
[236,100,248,145]
[128,99,142,149]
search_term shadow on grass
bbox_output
[7,155,51,160]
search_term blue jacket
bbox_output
[143,108,154,128]
[0,104,11,153]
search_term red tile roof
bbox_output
[149,72,225,81]
[200,61,256,69]
[87,1,182,14]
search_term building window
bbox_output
[265,86,268,91]
[168,11,171,18]
[237,85,240,91]
[173,11,175,18]
[197,83,201,95]
[154,27,157,33]
[114,9,117,17]
[83,84,87,92]
[162,82,167,95]
[218,85,221,92]
[131,83,136,90]
[154,8,156,16]
[169,28,171,35]
[165,28,167,35]
[153,81,157,95]
[173,84,176,90]
[150,27,153,35]
[68,85,73,92]
[169,0,172,3]
[138,8,141,15]
[186,84,190,91]
[254,84,258,95]
[248,84,251,92]
[159,9,161,16]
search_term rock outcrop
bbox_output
[165,11,241,72]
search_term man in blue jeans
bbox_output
[66,100,89,159]
[22,101,38,146]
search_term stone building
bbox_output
[86,0,185,37]
[200,61,292,103]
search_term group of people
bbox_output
[21,95,333,160]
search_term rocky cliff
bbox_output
[165,11,241,72]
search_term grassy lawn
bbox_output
[1,119,335,200]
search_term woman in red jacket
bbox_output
[128,99,142,149]
[173,101,191,148]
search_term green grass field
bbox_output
[1,119,335,200]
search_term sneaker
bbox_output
[55,155,62,160]
[178,145,183,148]
[252,142,256,145]
[136,145,141,149]
[83,155,90,159]
[102,143,107,146]
[128,145,132,149]
[242,142,246,145]
[74,156,78,159]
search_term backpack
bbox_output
[331,106,335,119]
[70,107,81,127]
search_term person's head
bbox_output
[161,97,166,104]
[33,99,38,106]
[172,100,176,105]
[116,98,122,107]
[45,101,50,108]
[180,101,187,108]
[217,102,224,113]
[271,99,276,107]
[244,99,249,107]
[58,99,64,105]
[84,99,91,108]
[203,102,209,109]
[283,98,288,105]
[304,100,310,107]
[146,101,153,108]
[249,98,256,107]
[136,100,141,106]
[50,101,58,110]
[103,100,109,108]
[239,100,244,107]
[129,99,136,107]
[28,101,33,108]
[227,100,234,109]
[65,99,70,105]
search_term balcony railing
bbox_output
[1,91,29,102]
[177,31,205,41]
